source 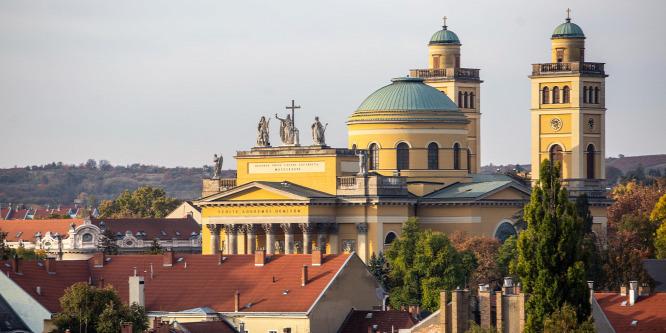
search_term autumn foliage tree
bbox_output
[450,230,503,289]
[514,160,590,332]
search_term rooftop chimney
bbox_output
[99,277,104,289]
[312,249,322,266]
[409,304,419,318]
[121,322,133,333]
[588,281,594,303]
[93,252,105,267]
[502,277,513,295]
[255,249,266,266]
[302,265,308,286]
[235,291,240,312]
[129,275,145,307]
[163,250,174,267]
[629,281,638,306]
[44,257,56,274]
[11,255,22,275]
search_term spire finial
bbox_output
[443,16,447,29]
[566,8,571,21]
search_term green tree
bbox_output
[146,238,163,255]
[98,185,181,218]
[0,228,9,260]
[575,193,593,235]
[98,228,119,255]
[654,222,666,259]
[51,282,148,333]
[387,218,475,311]
[542,303,596,333]
[514,160,590,332]
[369,252,391,291]
[600,230,653,291]
[495,235,519,283]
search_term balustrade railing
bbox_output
[220,178,237,188]
[409,68,480,80]
[337,176,357,187]
[532,62,605,75]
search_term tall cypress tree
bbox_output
[514,160,590,332]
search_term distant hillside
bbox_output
[481,154,666,185]
[0,161,234,207]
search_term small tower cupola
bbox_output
[551,9,586,63]
[428,16,462,69]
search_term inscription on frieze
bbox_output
[248,161,325,174]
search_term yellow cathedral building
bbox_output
[194,15,610,263]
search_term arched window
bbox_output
[588,87,594,105]
[453,143,461,170]
[542,87,550,104]
[458,91,463,108]
[427,142,439,170]
[594,87,600,104]
[495,222,517,243]
[369,143,379,170]
[384,231,397,245]
[552,86,560,104]
[563,86,570,103]
[550,144,563,170]
[469,92,475,109]
[467,149,472,172]
[587,144,595,179]
[583,86,588,103]
[463,92,469,108]
[396,142,409,170]
[82,233,93,242]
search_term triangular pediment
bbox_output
[197,181,334,204]
[481,186,530,200]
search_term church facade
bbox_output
[194,15,610,263]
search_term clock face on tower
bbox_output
[588,117,596,131]
[550,117,563,131]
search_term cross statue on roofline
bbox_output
[286,99,301,129]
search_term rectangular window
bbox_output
[556,49,564,63]
[432,55,440,69]
[454,54,460,68]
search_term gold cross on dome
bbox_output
[566,8,571,19]
[443,16,447,26]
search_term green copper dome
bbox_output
[348,77,467,124]
[552,18,585,39]
[429,26,461,45]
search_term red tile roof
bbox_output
[90,217,200,240]
[0,219,82,240]
[0,208,10,219]
[179,321,236,333]
[7,209,30,220]
[338,310,419,333]
[90,253,351,313]
[0,259,92,313]
[0,253,353,315]
[595,293,666,332]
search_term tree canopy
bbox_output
[514,160,590,332]
[386,217,476,311]
[98,185,181,218]
[51,282,148,333]
[98,228,119,255]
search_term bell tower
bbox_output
[530,12,608,193]
[410,17,483,174]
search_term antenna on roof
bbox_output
[134,267,137,277]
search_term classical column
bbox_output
[328,223,339,254]
[299,224,313,254]
[281,223,294,254]
[355,222,368,263]
[263,224,275,255]
[317,224,328,254]
[206,224,222,254]
[224,224,238,254]
[245,224,256,254]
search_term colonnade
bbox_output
[206,222,368,258]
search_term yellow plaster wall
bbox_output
[236,155,342,195]
[224,188,294,201]
[483,188,527,200]
[551,38,585,62]
[540,114,572,134]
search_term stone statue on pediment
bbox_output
[357,150,368,176]
[213,154,222,179]
[275,113,299,145]
[257,116,271,147]
[311,117,328,145]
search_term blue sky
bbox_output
[1,0,664,169]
